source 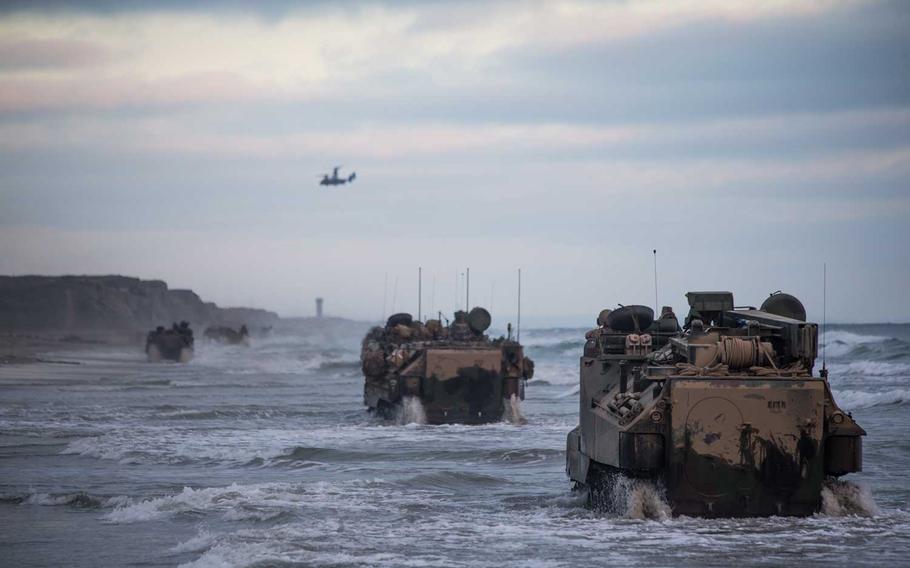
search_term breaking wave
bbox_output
[822,330,910,362]
[104,479,429,525]
[832,389,910,410]
[2,491,131,509]
[526,339,583,357]
[829,360,910,378]
[555,384,580,399]
[531,362,578,386]
[267,446,378,467]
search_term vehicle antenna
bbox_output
[382,272,388,321]
[418,267,422,322]
[454,271,458,312]
[391,276,398,314]
[653,249,659,314]
[466,267,470,310]
[822,262,827,377]
[430,274,436,319]
[517,268,522,344]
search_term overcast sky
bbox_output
[0,0,908,324]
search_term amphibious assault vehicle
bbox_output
[566,291,865,517]
[360,307,534,424]
[203,325,249,345]
[146,322,194,362]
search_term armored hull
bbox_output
[566,292,864,517]
[361,308,533,425]
[203,325,249,346]
[146,323,194,363]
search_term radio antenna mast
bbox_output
[466,267,470,310]
[430,274,436,319]
[517,268,522,343]
[418,267,422,322]
[822,262,827,376]
[382,272,388,320]
[391,276,398,314]
[653,249,659,314]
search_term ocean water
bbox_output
[1,321,909,567]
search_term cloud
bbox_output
[1,0,908,322]
[0,38,110,70]
[1,0,897,115]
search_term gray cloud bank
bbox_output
[0,0,908,323]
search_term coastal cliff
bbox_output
[0,275,279,332]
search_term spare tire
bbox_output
[760,292,806,321]
[386,313,413,328]
[522,356,535,379]
[607,305,654,333]
[467,307,492,334]
[362,351,387,376]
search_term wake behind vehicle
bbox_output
[146,321,194,362]
[360,307,534,424]
[566,291,865,517]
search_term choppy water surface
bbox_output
[2,321,909,567]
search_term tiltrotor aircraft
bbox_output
[319,166,356,187]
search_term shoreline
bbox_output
[0,331,140,365]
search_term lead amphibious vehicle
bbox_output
[361,308,534,424]
[145,322,194,363]
[566,291,864,517]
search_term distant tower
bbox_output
[316,297,324,319]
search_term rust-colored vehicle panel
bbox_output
[361,308,533,425]
[566,291,865,517]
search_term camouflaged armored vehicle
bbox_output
[361,307,534,424]
[566,291,865,517]
[203,324,249,346]
[146,321,194,362]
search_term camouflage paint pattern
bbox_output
[566,292,865,517]
[361,309,533,425]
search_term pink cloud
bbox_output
[0,38,110,70]
[0,71,268,112]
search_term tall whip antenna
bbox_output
[822,262,827,375]
[418,267,422,322]
[466,267,470,310]
[391,276,398,314]
[430,274,436,319]
[517,268,522,343]
[653,249,659,314]
[382,272,388,320]
[454,271,458,312]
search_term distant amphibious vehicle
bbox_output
[146,322,194,362]
[566,291,865,517]
[203,325,249,346]
[360,307,534,424]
